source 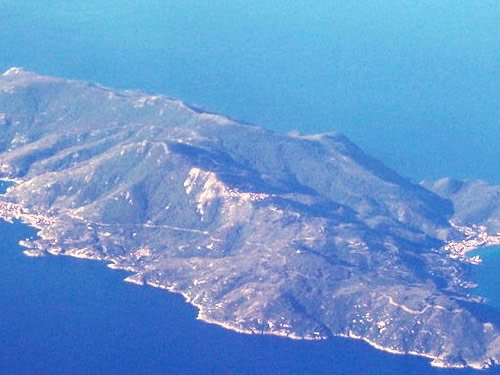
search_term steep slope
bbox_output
[423,178,500,234]
[0,68,499,369]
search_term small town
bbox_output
[0,199,55,228]
[444,223,500,263]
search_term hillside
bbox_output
[1,68,499,369]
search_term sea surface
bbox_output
[0,183,496,374]
[469,246,500,310]
[0,2,499,374]
[0,218,490,375]
[1,1,499,183]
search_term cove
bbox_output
[468,246,500,309]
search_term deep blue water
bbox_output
[0,219,490,375]
[1,1,499,183]
[1,2,499,373]
[0,184,495,374]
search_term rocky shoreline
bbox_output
[1,195,499,370]
[1,69,499,369]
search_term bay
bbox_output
[468,246,500,310]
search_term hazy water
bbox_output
[0,2,499,373]
[1,1,499,183]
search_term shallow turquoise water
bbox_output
[0,181,13,193]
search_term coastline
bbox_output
[116,268,492,370]
[467,245,500,310]
[0,196,499,370]
[444,223,500,264]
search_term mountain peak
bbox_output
[2,67,28,76]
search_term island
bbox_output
[1,67,499,369]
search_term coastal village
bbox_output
[443,223,500,263]
[0,200,54,228]
[2,195,499,265]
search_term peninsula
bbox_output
[1,68,499,369]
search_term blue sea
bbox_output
[469,247,500,310]
[1,1,499,184]
[0,218,488,375]
[0,1,499,374]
